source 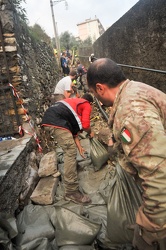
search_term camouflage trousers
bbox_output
[43,126,79,194]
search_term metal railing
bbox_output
[79,54,166,121]
[78,54,166,75]
[117,63,166,75]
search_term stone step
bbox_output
[38,151,57,177]
[30,176,59,205]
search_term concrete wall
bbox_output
[0,137,36,215]
[78,46,94,69]
[93,0,166,93]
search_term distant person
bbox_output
[76,60,89,93]
[53,69,77,102]
[41,93,94,205]
[66,49,71,59]
[60,51,70,76]
[89,53,97,63]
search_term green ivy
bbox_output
[28,24,51,44]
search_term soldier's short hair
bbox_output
[87,58,126,89]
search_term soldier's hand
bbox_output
[133,224,158,250]
[107,145,117,160]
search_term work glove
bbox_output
[133,224,159,250]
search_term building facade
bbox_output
[77,17,105,43]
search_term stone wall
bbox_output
[0,137,36,215]
[0,0,59,136]
[93,0,166,93]
[0,0,60,215]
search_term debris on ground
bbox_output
[0,99,140,250]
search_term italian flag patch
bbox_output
[121,127,132,143]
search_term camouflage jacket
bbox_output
[108,79,166,244]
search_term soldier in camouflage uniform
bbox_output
[87,58,166,250]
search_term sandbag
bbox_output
[55,207,101,246]
[90,138,109,171]
[0,212,18,250]
[59,246,94,250]
[87,205,107,246]
[15,204,55,246]
[105,163,142,248]
[16,238,58,250]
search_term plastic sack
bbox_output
[15,204,55,246]
[90,138,109,171]
[0,212,18,250]
[105,163,142,248]
[59,246,94,249]
[55,207,101,246]
[17,238,58,250]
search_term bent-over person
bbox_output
[41,93,94,205]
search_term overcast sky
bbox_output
[22,0,139,38]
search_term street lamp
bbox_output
[50,0,68,65]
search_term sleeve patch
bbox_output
[119,118,151,156]
[121,127,132,144]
